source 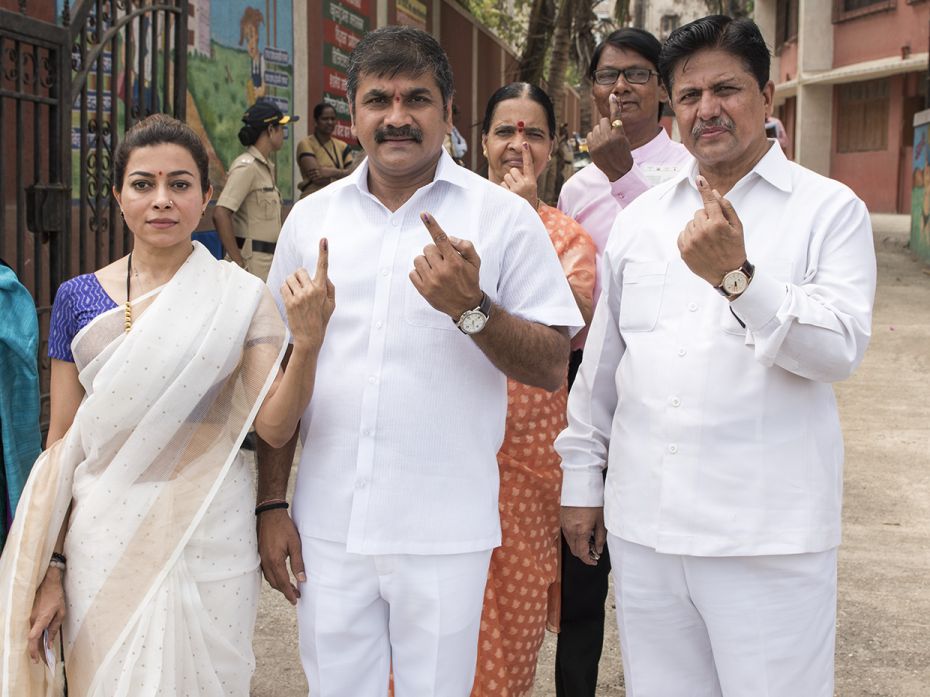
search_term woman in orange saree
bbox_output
[471,83,596,696]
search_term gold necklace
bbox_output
[124,252,133,333]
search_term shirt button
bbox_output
[381,268,389,276]
[391,218,400,227]
[375,320,384,329]
[670,397,681,407]
[688,302,698,312]
[368,375,377,384]
[362,428,373,437]
[677,347,687,357]
[355,479,368,489]
[667,444,679,454]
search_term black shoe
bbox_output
[241,432,257,451]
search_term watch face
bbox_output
[460,310,487,334]
[722,270,748,296]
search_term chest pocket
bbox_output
[618,261,668,333]
[255,187,281,221]
[404,277,459,331]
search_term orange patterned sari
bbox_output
[471,204,595,697]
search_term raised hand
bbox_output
[677,176,747,286]
[587,93,634,182]
[410,212,482,320]
[500,141,539,209]
[281,238,335,352]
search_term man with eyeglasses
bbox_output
[554,27,690,697]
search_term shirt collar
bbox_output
[247,145,271,167]
[632,127,673,160]
[666,140,792,200]
[350,148,468,197]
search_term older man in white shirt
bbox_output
[556,15,876,697]
[257,26,582,697]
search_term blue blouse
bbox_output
[48,274,118,363]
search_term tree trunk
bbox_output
[519,0,556,84]
[540,0,574,202]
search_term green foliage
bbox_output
[458,0,536,51]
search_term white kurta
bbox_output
[557,143,877,556]
[267,150,584,556]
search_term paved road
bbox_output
[252,231,930,697]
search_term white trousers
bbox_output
[296,537,492,697]
[607,534,837,697]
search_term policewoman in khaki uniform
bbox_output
[214,101,298,282]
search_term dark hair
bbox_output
[588,27,662,81]
[659,15,770,93]
[114,114,210,194]
[238,122,266,146]
[481,82,556,139]
[313,102,336,120]
[347,26,454,110]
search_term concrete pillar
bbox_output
[293,0,309,188]
[378,0,388,29]
[754,0,778,82]
[794,0,833,175]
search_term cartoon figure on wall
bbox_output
[240,7,266,104]
[911,117,930,256]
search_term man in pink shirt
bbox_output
[554,27,690,697]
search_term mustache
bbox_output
[692,117,735,138]
[374,125,423,143]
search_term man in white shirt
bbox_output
[257,26,582,697]
[553,28,690,697]
[556,15,876,697]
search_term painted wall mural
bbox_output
[188,0,295,198]
[58,0,296,200]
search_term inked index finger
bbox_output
[521,141,534,178]
[609,93,622,124]
[314,237,329,283]
[420,212,454,253]
[696,175,723,217]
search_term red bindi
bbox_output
[516,120,525,133]
[158,170,163,175]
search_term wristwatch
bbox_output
[715,260,755,300]
[455,292,492,334]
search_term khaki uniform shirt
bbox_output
[297,135,354,198]
[216,145,281,244]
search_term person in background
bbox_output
[558,15,875,696]
[554,27,691,697]
[214,101,297,282]
[444,103,469,166]
[0,259,41,553]
[765,114,791,154]
[297,102,356,199]
[557,123,575,186]
[470,82,596,697]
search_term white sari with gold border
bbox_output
[0,242,287,696]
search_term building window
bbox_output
[833,0,896,22]
[836,79,889,153]
[775,0,799,51]
[660,14,680,39]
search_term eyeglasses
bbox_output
[592,68,658,86]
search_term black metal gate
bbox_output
[0,0,187,428]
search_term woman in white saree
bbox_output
[0,114,334,696]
